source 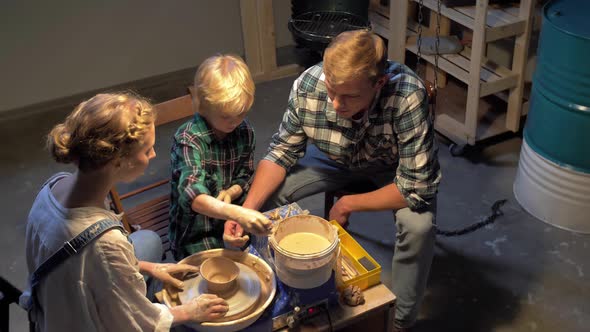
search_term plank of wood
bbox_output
[407,43,504,85]
[455,5,513,27]
[126,196,169,215]
[479,74,518,97]
[154,95,193,127]
[252,63,302,83]
[435,114,470,144]
[128,206,169,224]
[389,0,410,62]
[369,0,391,18]
[119,180,169,199]
[369,11,391,38]
[240,0,263,76]
[485,20,525,42]
[506,0,534,132]
[425,13,451,88]
[136,214,169,230]
[258,0,277,74]
[109,189,132,233]
[420,0,477,28]
[464,0,488,144]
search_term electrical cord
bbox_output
[435,199,507,237]
[321,305,333,332]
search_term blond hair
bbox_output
[47,92,155,172]
[323,30,387,85]
[193,54,255,116]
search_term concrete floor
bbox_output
[2,75,588,332]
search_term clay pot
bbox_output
[200,256,240,298]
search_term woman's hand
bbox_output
[141,262,199,290]
[171,294,228,323]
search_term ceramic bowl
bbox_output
[200,256,240,298]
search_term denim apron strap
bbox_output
[25,219,127,321]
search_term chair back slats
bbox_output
[118,179,170,200]
[154,95,194,126]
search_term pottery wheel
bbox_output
[178,262,261,318]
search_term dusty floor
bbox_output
[1,74,588,332]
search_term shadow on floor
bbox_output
[416,241,527,332]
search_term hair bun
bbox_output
[47,124,74,164]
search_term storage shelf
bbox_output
[419,0,522,29]
[369,0,535,146]
[371,10,517,98]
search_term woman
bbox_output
[21,92,228,331]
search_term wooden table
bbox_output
[274,284,396,332]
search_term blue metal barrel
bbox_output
[524,0,590,172]
[514,0,590,233]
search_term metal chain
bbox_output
[416,0,424,77]
[435,199,508,237]
[431,0,442,116]
[434,0,442,93]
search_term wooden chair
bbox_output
[0,276,34,332]
[324,81,436,219]
[108,94,194,254]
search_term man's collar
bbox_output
[368,88,382,120]
[325,88,382,127]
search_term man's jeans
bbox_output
[266,145,436,326]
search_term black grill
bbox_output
[289,11,371,46]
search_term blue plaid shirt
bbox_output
[265,61,441,210]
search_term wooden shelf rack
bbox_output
[370,0,535,145]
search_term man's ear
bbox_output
[375,74,389,89]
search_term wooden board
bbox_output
[274,284,396,332]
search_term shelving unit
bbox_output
[370,0,535,146]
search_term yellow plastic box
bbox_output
[330,221,382,291]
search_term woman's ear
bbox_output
[113,159,122,169]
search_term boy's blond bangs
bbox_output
[323,30,387,85]
[194,54,255,116]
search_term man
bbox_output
[243,30,441,331]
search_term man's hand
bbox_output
[329,196,352,227]
[223,220,249,248]
[148,263,199,290]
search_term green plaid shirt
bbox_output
[169,113,255,259]
[265,61,441,210]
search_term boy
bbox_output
[169,54,271,260]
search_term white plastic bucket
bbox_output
[269,215,339,289]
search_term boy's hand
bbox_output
[216,185,243,204]
[232,207,273,235]
[223,220,249,248]
[216,190,231,203]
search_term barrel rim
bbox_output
[543,0,590,41]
